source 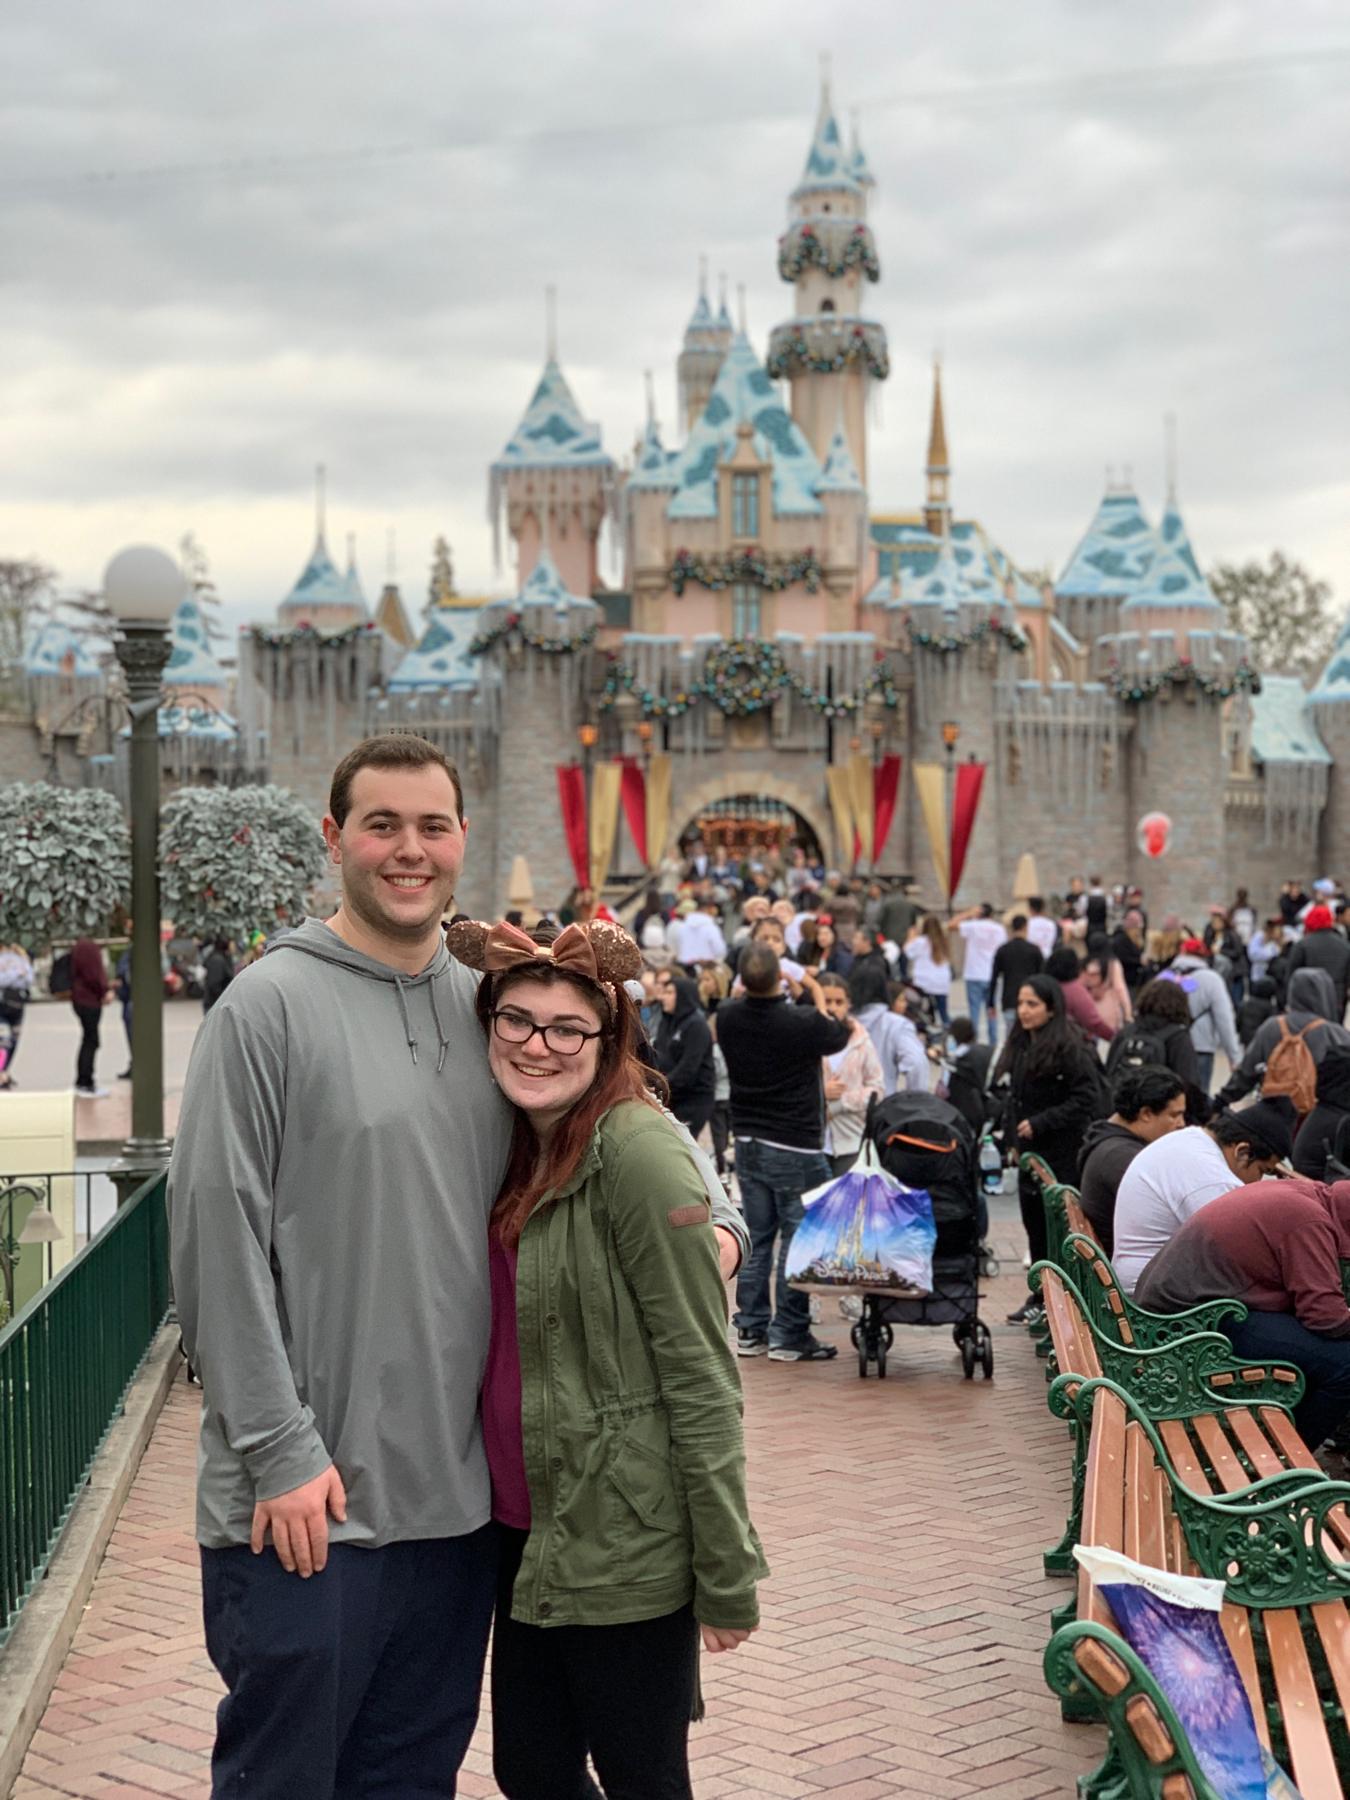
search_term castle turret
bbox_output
[276,468,369,634]
[1053,478,1155,649]
[488,334,616,599]
[676,260,733,433]
[922,362,951,538]
[767,67,887,485]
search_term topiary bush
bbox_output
[158,784,326,941]
[0,782,131,950]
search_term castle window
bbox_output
[732,584,761,639]
[820,298,836,314]
[732,472,760,539]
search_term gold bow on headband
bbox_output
[482,920,598,978]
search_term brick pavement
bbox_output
[10,1243,1103,1799]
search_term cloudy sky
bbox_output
[2,0,1346,639]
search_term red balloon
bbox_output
[1137,811,1172,860]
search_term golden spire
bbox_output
[924,359,951,536]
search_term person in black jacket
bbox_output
[1293,1042,1350,1180]
[202,939,236,1014]
[651,973,715,1141]
[1286,906,1350,1019]
[1077,1065,1187,1255]
[990,916,1044,1039]
[1104,977,1208,1124]
[993,973,1103,1321]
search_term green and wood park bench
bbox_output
[1033,1262,1305,1577]
[1045,1232,1248,1354]
[1044,1374,1350,1799]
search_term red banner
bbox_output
[948,761,987,902]
[872,755,902,864]
[555,762,589,890]
[617,757,648,866]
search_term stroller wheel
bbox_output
[979,1331,995,1380]
[960,1336,977,1380]
[978,1243,1001,1279]
[857,1340,870,1378]
[875,1337,888,1379]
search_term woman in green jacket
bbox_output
[448,917,765,1800]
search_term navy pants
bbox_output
[1223,1311,1350,1449]
[201,1526,496,1798]
[733,1137,831,1349]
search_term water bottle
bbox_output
[979,1130,1003,1196]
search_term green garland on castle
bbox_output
[248,621,377,649]
[777,224,880,282]
[1104,657,1262,704]
[907,616,1030,655]
[669,548,822,596]
[468,613,597,657]
[600,638,901,721]
[766,326,889,381]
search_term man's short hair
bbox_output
[1112,1065,1185,1121]
[330,734,464,826]
[1010,913,1028,931]
[740,942,781,995]
[1028,895,1045,913]
[949,1016,975,1045]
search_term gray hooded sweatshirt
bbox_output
[169,916,747,1550]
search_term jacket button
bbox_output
[545,1313,560,1328]
[550,1455,563,1471]
[537,1601,553,1618]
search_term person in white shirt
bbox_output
[1111,1101,1295,1293]
[676,899,728,969]
[904,916,954,1022]
[951,904,1007,1045]
[1025,896,1059,960]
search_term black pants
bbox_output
[1018,1168,1049,1268]
[710,1101,731,1173]
[0,1002,22,1073]
[674,1099,714,1147]
[74,1004,101,1089]
[1224,1313,1350,1449]
[491,1526,698,1800]
[201,1528,496,1798]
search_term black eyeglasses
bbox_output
[491,1007,602,1057]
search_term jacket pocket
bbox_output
[609,1432,684,1536]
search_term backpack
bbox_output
[1104,1016,1184,1081]
[48,951,73,999]
[1261,1017,1324,1116]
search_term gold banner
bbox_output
[588,760,622,893]
[826,765,855,867]
[913,762,950,900]
[645,752,672,867]
[848,755,874,863]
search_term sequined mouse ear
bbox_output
[445,918,492,969]
[585,920,642,985]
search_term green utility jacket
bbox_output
[511,1100,766,1630]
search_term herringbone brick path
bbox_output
[11,1241,1102,1798]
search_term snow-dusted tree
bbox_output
[0,783,130,950]
[158,785,326,940]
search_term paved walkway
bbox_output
[10,1234,1101,1799]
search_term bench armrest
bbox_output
[1056,1232,1249,1349]
[1044,1620,1225,1800]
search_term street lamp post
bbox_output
[106,546,187,1186]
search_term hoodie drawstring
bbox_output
[427,978,451,1074]
[393,975,419,1066]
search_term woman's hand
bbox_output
[823,1075,845,1102]
[701,1624,755,1654]
[1016,1118,1034,1141]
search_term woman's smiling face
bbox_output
[488,974,605,1131]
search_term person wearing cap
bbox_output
[1286,902,1350,1019]
[1133,1177,1350,1456]
[1111,1097,1296,1293]
[1166,937,1242,1094]
[676,895,728,971]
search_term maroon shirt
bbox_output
[1062,976,1114,1044]
[1134,1178,1350,1337]
[70,938,109,1010]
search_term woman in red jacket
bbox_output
[70,936,110,1097]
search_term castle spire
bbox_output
[1164,411,1179,506]
[924,361,951,536]
[315,463,327,546]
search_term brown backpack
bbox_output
[1261,1017,1324,1116]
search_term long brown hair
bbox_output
[475,959,666,1248]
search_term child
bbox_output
[818,973,884,1177]
[1237,976,1278,1048]
[942,1015,993,1134]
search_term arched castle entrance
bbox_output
[667,770,835,865]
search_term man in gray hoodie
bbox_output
[170,734,746,1797]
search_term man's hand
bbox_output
[701,1624,755,1654]
[1016,1119,1034,1141]
[714,1226,740,1282]
[251,1465,347,1577]
[823,1075,845,1102]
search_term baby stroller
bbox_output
[852,1091,994,1381]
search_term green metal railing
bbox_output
[0,1169,170,1646]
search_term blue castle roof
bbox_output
[1249,675,1330,763]
[22,616,104,679]
[867,518,1033,607]
[387,609,481,692]
[164,594,226,688]
[1121,499,1220,614]
[629,415,680,492]
[279,534,360,615]
[1056,486,1156,599]
[796,81,860,198]
[515,543,600,612]
[1157,499,1202,579]
[1310,610,1350,705]
[815,421,863,494]
[666,333,824,520]
[493,357,613,473]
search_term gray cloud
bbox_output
[0,0,1346,632]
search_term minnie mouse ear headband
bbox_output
[445,917,641,987]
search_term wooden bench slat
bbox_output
[1263,1609,1342,1799]
[1081,1389,1128,1626]
[1262,1405,1321,1470]
[1043,1273,1102,1380]
[1124,1423,1169,1571]
[1310,1602,1350,1750]
[1226,1406,1290,1480]
[1189,1411,1251,1493]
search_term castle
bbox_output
[11,75,1347,923]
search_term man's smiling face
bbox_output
[323,764,467,944]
